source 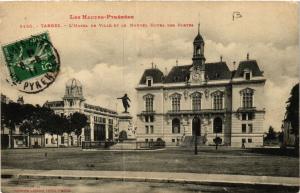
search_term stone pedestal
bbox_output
[118,113,136,139]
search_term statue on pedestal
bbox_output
[117,93,131,113]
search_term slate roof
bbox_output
[234,60,263,78]
[44,100,64,107]
[205,62,232,80]
[164,62,232,83]
[194,33,204,43]
[139,68,164,84]
[164,65,191,83]
[139,60,263,84]
[84,103,117,115]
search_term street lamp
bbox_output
[194,133,198,155]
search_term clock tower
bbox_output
[190,23,206,84]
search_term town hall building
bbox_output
[136,28,266,147]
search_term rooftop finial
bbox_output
[176,59,178,66]
[233,61,236,70]
[151,62,154,68]
[220,55,223,62]
[198,23,200,34]
[247,53,249,60]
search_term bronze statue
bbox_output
[117,93,131,113]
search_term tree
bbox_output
[1,102,23,148]
[213,136,222,150]
[285,83,299,148]
[70,112,88,146]
[265,126,277,141]
[42,113,69,148]
[18,104,39,135]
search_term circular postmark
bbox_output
[1,32,60,93]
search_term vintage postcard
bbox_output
[0,2,299,193]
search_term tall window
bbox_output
[144,95,154,112]
[213,117,223,133]
[242,124,247,133]
[84,126,91,141]
[171,94,181,111]
[191,92,201,111]
[172,118,180,133]
[241,88,254,108]
[150,126,154,134]
[212,91,223,110]
[248,124,253,133]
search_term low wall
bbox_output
[82,140,165,150]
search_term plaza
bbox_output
[1,147,298,177]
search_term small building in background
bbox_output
[44,78,119,147]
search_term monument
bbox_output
[117,94,136,140]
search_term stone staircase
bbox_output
[181,136,206,147]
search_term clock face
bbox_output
[192,73,200,80]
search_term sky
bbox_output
[0,2,299,131]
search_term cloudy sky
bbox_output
[0,2,298,131]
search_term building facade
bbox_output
[44,78,119,147]
[136,29,266,147]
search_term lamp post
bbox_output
[194,133,198,155]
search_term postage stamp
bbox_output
[1,32,60,93]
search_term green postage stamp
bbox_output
[2,32,60,93]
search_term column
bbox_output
[90,117,94,141]
[105,121,109,140]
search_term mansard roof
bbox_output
[84,103,117,115]
[164,65,191,83]
[205,62,232,80]
[164,62,232,83]
[234,60,263,78]
[44,100,64,107]
[139,68,164,84]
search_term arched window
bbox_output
[211,91,224,110]
[197,47,201,55]
[241,88,254,108]
[172,118,180,134]
[170,93,181,112]
[191,92,201,111]
[213,117,222,133]
[144,94,154,112]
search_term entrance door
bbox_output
[192,117,201,136]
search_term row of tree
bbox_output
[1,101,88,147]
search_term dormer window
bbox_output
[243,69,252,80]
[146,76,153,87]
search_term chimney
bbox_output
[247,53,249,60]
[176,59,178,66]
[220,55,223,62]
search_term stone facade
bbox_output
[44,78,118,147]
[136,29,266,147]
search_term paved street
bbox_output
[2,178,298,193]
[2,169,299,187]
